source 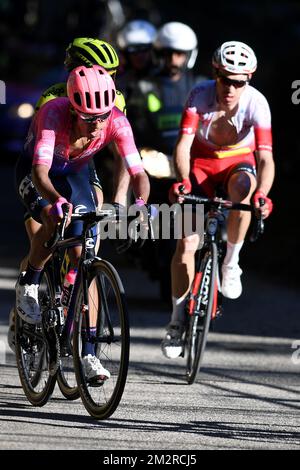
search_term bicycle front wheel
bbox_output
[73,259,130,419]
[185,242,218,384]
[15,270,57,406]
[57,352,79,400]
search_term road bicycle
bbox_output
[180,193,264,384]
[15,206,131,419]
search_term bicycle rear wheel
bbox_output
[73,259,130,419]
[185,242,218,384]
[15,270,57,406]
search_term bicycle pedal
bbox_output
[87,377,105,387]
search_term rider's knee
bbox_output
[176,234,200,256]
[227,171,256,202]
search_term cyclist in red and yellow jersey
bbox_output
[162,41,275,359]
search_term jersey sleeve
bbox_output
[111,111,144,176]
[252,92,273,152]
[179,83,201,135]
[180,106,199,135]
[32,101,62,168]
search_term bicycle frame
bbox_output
[43,210,111,352]
[187,205,225,320]
[45,207,143,351]
[182,193,264,384]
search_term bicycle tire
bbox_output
[15,270,57,406]
[57,356,79,400]
[185,242,218,384]
[73,259,130,419]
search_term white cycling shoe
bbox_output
[161,322,185,359]
[16,281,41,324]
[221,263,243,299]
[82,354,111,383]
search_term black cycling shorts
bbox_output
[15,155,98,239]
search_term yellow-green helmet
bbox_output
[64,38,119,75]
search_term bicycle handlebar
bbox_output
[44,204,155,250]
[181,193,253,212]
[179,189,265,242]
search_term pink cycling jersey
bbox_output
[180,80,272,160]
[24,97,144,175]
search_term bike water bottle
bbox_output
[61,268,77,314]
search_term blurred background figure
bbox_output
[142,22,202,305]
[116,20,202,304]
[116,19,158,80]
[116,19,158,152]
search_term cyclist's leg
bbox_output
[162,168,212,358]
[8,214,42,350]
[226,159,257,243]
[170,167,213,316]
[63,169,109,380]
[18,215,42,271]
[15,157,53,323]
[88,159,104,254]
[222,158,257,298]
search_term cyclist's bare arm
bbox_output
[130,171,150,203]
[111,142,130,206]
[255,149,275,196]
[254,149,275,218]
[173,133,194,182]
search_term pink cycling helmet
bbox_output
[67,64,116,114]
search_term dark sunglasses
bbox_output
[77,110,111,123]
[217,74,248,89]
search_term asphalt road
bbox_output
[0,165,300,451]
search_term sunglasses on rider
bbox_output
[217,73,249,89]
[77,110,111,123]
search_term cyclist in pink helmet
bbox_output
[15,65,150,380]
[67,65,116,116]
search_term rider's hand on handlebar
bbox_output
[49,197,73,225]
[133,197,147,223]
[169,178,192,204]
[253,190,273,219]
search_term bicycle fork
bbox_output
[188,255,218,318]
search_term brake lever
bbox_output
[148,206,156,242]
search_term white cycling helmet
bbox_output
[116,20,157,50]
[154,22,198,69]
[212,41,257,75]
